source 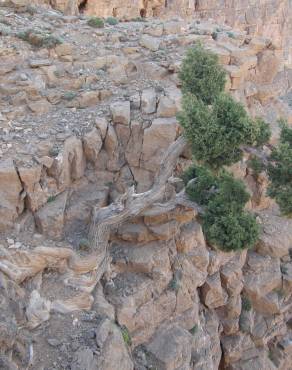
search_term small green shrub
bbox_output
[267,122,292,216]
[189,324,198,335]
[26,5,37,15]
[203,210,259,252]
[79,238,90,250]
[121,326,131,346]
[106,17,119,25]
[227,31,235,39]
[211,31,218,40]
[17,29,62,48]
[178,44,226,104]
[184,168,259,251]
[87,17,104,28]
[132,17,147,22]
[47,195,56,203]
[49,147,59,157]
[169,277,180,292]
[62,91,77,101]
[242,296,252,311]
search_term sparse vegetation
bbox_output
[189,324,198,335]
[267,121,292,216]
[49,146,59,157]
[62,91,77,101]
[87,17,104,28]
[106,17,119,25]
[227,31,235,39]
[132,17,147,22]
[169,277,180,291]
[17,29,62,48]
[47,195,56,203]
[79,238,90,250]
[121,326,132,346]
[242,296,252,311]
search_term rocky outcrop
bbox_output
[0,6,291,370]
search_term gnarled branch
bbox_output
[87,135,188,278]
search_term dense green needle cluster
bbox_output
[178,43,271,251]
[268,122,292,216]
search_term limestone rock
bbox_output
[201,272,228,308]
[48,136,86,190]
[243,252,282,314]
[139,35,161,51]
[141,117,177,172]
[143,325,192,370]
[0,159,24,231]
[18,165,47,212]
[111,101,131,125]
[141,88,157,114]
[83,127,103,162]
[95,318,134,370]
[71,348,98,370]
[157,96,177,117]
[256,211,292,258]
[26,290,51,329]
[35,191,68,239]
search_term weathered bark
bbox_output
[88,135,187,279]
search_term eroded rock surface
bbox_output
[0,3,291,370]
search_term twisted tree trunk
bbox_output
[88,135,188,280]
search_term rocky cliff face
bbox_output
[34,0,291,67]
[0,3,292,370]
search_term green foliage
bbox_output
[189,324,198,335]
[203,208,259,252]
[17,29,62,48]
[184,168,259,251]
[253,117,271,147]
[49,146,59,157]
[227,31,235,39]
[47,195,56,203]
[211,31,218,40]
[26,5,37,15]
[132,17,147,22]
[268,122,292,216]
[248,156,265,177]
[178,93,257,168]
[62,91,77,101]
[87,17,104,28]
[202,173,259,252]
[169,277,180,292]
[242,296,252,311]
[121,326,132,346]
[79,238,90,250]
[184,165,217,205]
[178,44,226,104]
[106,17,119,25]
